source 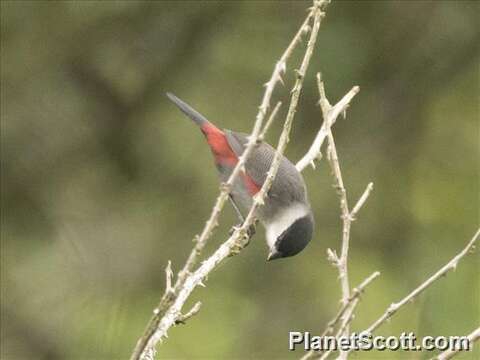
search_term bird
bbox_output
[166,93,314,261]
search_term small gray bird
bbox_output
[167,93,314,261]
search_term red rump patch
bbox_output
[242,173,261,195]
[201,123,260,195]
[201,123,237,166]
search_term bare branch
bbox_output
[165,261,173,294]
[326,133,352,313]
[174,0,320,290]
[350,183,374,220]
[259,101,282,140]
[175,302,202,325]
[360,228,480,336]
[318,309,356,360]
[297,72,368,360]
[434,326,480,360]
[296,73,359,172]
[130,2,329,359]
[301,271,380,360]
[318,272,380,360]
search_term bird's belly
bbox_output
[216,163,283,223]
[216,163,256,213]
[220,170,254,210]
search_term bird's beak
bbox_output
[267,250,282,261]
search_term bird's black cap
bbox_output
[268,214,314,261]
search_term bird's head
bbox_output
[266,204,314,261]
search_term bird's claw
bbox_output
[229,242,244,256]
[246,224,256,238]
[229,224,241,236]
[229,221,256,239]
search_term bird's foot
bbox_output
[229,241,244,257]
[248,219,259,238]
[228,220,258,257]
[228,224,241,236]
[228,220,257,242]
[246,223,256,238]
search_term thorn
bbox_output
[326,248,340,266]
[165,260,174,293]
[254,193,265,205]
[220,182,231,192]
[294,69,304,79]
[175,301,202,325]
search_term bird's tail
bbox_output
[166,92,212,128]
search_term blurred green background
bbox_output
[1,1,479,359]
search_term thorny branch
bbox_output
[259,101,282,140]
[296,73,371,360]
[301,271,380,360]
[354,228,480,342]
[308,73,368,360]
[295,74,359,172]
[130,1,329,359]
[131,1,479,359]
[310,220,479,360]
[434,326,480,360]
[173,1,317,289]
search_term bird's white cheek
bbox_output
[265,226,278,249]
[264,203,309,249]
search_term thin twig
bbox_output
[350,183,374,219]
[301,271,380,360]
[259,101,282,140]
[327,271,380,336]
[165,261,173,294]
[434,326,480,360]
[129,3,324,359]
[300,73,368,360]
[175,302,202,325]
[359,228,480,337]
[326,133,351,307]
[315,230,478,360]
[296,73,359,172]
[131,2,328,359]
[318,309,356,360]
[174,5,316,287]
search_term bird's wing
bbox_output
[224,130,307,205]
